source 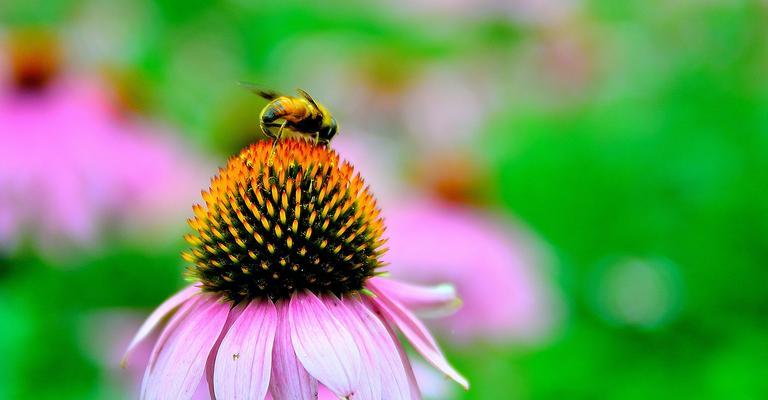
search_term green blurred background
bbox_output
[1,0,767,398]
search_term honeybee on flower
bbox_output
[240,83,339,150]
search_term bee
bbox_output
[240,83,339,151]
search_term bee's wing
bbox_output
[296,88,320,109]
[238,81,281,100]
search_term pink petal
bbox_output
[205,304,247,399]
[122,285,200,367]
[142,294,204,395]
[289,291,362,398]
[368,278,459,316]
[269,302,318,400]
[347,296,415,400]
[381,312,422,400]
[323,295,382,400]
[368,283,469,390]
[410,359,453,399]
[318,385,339,399]
[213,301,277,399]
[141,295,230,400]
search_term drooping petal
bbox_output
[368,283,469,390]
[347,296,415,400]
[381,310,422,400]
[213,300,277,400]
[122,285,200,367]
[368,278,459,317]
[410,359,453,400]
[141,295,204,397]
[141,295,230,400]
[289,291,362,398]
[205,303,247,399]
[269,302,318,400]
[323,295,381,400]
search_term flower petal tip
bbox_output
[446,372,470,390]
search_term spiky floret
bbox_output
[182,139,387,302]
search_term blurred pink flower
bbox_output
[399,66,496,153]
[0,78,209,253]
[383,198,560,343]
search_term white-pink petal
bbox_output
[381,314,422,400]
[141,295,230,400]
[324,295,382,400]
[141,294,203,397]
[205,304,245,399]
[269,302,318,400]
[368,278,459,317]
[213,300,277,400]
[122,285,200,367]
[348,297,415,400]
[368,283,469,390]
[289,291,362,398]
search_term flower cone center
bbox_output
[184,139,387,302]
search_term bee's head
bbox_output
[319,116,338,144]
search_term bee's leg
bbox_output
[268,121,287,166]
[260,122,284,140]
[313,132,320,145]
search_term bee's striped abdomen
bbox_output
[258,93,325,141]
[261,98,288,123]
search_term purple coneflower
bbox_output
[123,139,468,399]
